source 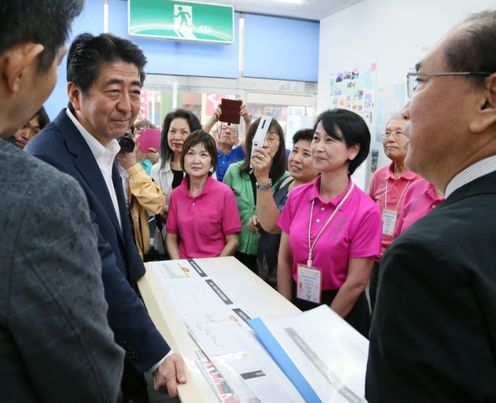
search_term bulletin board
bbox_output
[328,63,377,126]
[374,83,406,142]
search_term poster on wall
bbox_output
[328,63,377,127]
[374,84,406,143]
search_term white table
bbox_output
[139,256,300,402]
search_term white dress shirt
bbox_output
[66,108,122,229]
[445,156,496,198]
[67,109,171,372]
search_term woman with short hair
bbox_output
[277,109,381,336]
[252,128,319,288]
[166,130,241,259]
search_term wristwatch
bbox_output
[256,179,272,190]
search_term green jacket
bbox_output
[223,161,290,255]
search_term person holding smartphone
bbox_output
[203,101,252,181]
[223,117,289,272]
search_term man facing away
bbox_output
[26,33,186,402]
[0,1,125,402]
[366,10,496,402]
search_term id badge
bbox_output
[382,209,398,236]
[297,264,321,303]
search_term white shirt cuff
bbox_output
[146,350,173,374]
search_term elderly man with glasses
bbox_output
[204,102,252,181]
[367,114,420,310]
[366,10,496,403]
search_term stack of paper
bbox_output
[249,305,368,403]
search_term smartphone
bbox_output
[137,128,161,153]
[219,98,242,124]
[250,115,272,169]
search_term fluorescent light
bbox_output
[267,0,306,4]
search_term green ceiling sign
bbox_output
[128,0,234,44]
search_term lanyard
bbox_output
[307,182,355,267]
[384,179,410,212]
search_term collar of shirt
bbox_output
[386,162,418,181]
[445,155,496,198]
[66,108,123,229]
[66,108,121,166]
[307,175,353,207]
[178,175,214,199]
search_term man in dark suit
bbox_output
[366,10,496,402]
[0,1,125,402]
[26,33,186,401]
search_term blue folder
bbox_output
[249,317,322,403]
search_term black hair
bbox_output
[180,130,218,175]
[292,128,314,144]
[160,109,202,168]
[67,33,147,94]
[314,109,370,175]
[0,0,83,72]
[241,117,287,183]
[33,106,50,130]
[444,10,496,86]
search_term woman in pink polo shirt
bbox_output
[166,131,241,259]
[277,109,381,336]
[394,178,444,237]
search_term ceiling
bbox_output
[131,0,363,21]
[217,0,362,20]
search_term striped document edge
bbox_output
[248,317,322,403]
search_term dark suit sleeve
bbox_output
[8,174,124,402]
[25,118,170,374]
[367,230,496,402]
[90,213,170,373]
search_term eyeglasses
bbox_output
[383,129,406,139]
[406,71,491,98]
[219,125,238,134]
[264,135,280,144]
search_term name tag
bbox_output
[382,209,397,236]
[297,264,321,303]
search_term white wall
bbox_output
[317,0,495,189]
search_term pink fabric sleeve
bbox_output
[368,170,378,199]
[222,187,242,234]
[349,205,382,259]
[165,189,178,234]
[394,204,408,238]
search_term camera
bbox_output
[117,133,135,154]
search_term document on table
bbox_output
[149,260,235,316]
[148,260,304,403]
[250,305,369,403]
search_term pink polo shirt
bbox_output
[278,177,381,290]
[166,176,241,258]
[368,163,420,254]
[394,178,445,237]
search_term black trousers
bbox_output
[235,251,258,273]
[121,360,148,403]
[368,261,380,313]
